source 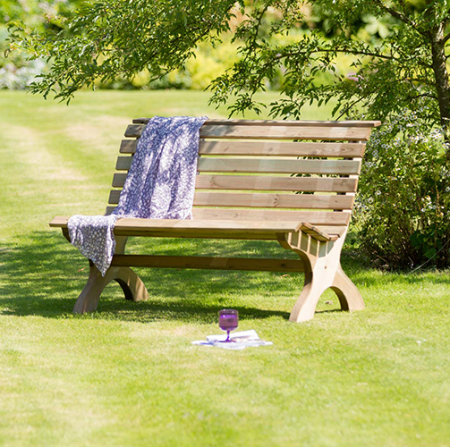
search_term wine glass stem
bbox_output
[226,330,231,342]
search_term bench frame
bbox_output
[50,118,380,322]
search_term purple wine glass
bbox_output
[218,309,238,343]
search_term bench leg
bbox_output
[73,262,148,314]
[284,229,365,322]
[289,271,329,322]
[289,263,364,322]
[330,265,365,312]
[114,266,149,303]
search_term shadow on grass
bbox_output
[0,231,298,322]
[2,230,436,323]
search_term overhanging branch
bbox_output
[372,0,417,29]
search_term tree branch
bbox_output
[274,47,433,68]
[372,0,417,28]
[335,97,366,120]
[407,93,439,100]
[245,5,269,53]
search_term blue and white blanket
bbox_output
[68,116,207,275]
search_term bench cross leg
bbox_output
[330,265,365,312]
[280,230,364,322]
[72,236,149,314]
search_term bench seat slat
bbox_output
[116,218,301,232]
[115,156,361,175]
[50,216,299,231]
[50,217,301,240]
[125,124,371,140]
[50,216,345,242]
[120,139,366,157]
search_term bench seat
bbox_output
[50,216,344,241]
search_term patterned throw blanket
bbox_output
[68,116,208,276]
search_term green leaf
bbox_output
[424,248,437,259]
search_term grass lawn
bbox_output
[0,90,449,447]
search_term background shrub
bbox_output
[354,111,450,269]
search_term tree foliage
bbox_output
[7,1,450,132]
[1,0,85,88]
[7,0,236,99]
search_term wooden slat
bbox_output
[120,139,366,158]
[312,226,347,238]
[116,156,133,170]
[113,173,358,192]
[200,125,371,141]
[50,217,347,238]
[49,216,71,227]
[120,139,137,154]
[112,173,127,187]
[125,124,371,140]
[119,139,365,157]
[299,223,336,242]
[109,190,120,204]
[111,218,299,240]
[51,216,301,238]
[194,175,358,193]
[103,208,351,226]
[124,124,144,138]
[199,141,366,157]
[132,117,382,127]
[111,254,305,272]
[193,192,354,210]
[192,209,351,226]
[114,156,361,175]
[108,190,354,209]
[114,218,300,232]
[197,159,361,175]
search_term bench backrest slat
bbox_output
[120,139,366,158]
[132,117,381,127]
[125,123,371,141]
[108,191,355,210]
[112,174,358,193]
[115,156,361,175]
[107,118,380,226]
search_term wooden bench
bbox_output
[50,118,380,322]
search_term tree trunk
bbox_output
[430,24,450,159]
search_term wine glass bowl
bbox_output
[218,309,239,342]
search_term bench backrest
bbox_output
[107,118,380,227]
